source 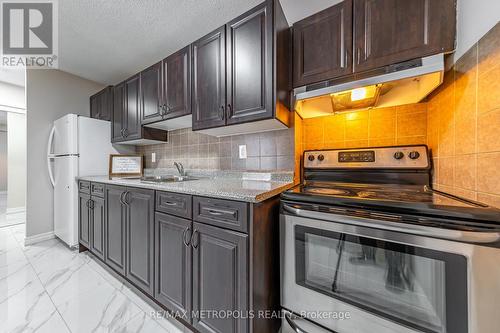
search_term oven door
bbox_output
[280,206,470,333]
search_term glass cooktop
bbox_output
[282,181,500,225]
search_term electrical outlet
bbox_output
[152,152,156,163]
[239,145,247,159]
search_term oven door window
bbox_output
[295,225,467,333]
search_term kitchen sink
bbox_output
[140,175,198,184]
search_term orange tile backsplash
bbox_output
[301,103,428,151]
[426,22,500,208]
[296,22,500,208]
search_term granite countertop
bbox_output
[78,171,295,203]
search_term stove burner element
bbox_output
[305,188,354,196]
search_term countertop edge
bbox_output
[77,176,294,203]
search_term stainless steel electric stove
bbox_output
[280,145,500,333]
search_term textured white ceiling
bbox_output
[58,0,342,85]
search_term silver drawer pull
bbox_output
[203,207,234,216]
[163,201,178,206]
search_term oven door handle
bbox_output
[285,312,309,333]
[284,310,333,333]
[282,204,500,244]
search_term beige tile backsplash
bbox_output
[427,22,500,208]
[137,127,295,172]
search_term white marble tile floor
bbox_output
[0,224,190,333]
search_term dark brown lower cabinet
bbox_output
[78,192,91,248]
[104,185,127,275]
[125,188,155,296]
[192,222,248,333]
[79,185,279,333]
[155,212,192,318]
[90,196,106,261]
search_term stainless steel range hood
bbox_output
[294,54,444,118]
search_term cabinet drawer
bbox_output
[193,197,248,233]
[79,181,91,194]
[91,183,105,198]
[156,191,192,219]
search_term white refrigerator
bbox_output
[47,114,121,247]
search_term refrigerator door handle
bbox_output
[47,125,56,187]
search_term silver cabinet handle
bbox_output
[123,128,129,138]
[124,191,131,205]
[182,226,192,246]
[89,199,95,210]
[219,105,225,120]
[119,192,126,205]
[163,201,178,206]
[191,229,199,249]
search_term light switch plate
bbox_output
[152,152,156,163]
[239,145,247,159]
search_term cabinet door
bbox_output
[105,185,127,275]
[163,46,192,119]
[353,0,456,73]
[293,0,352,87]
[90,196,105,261]
[126,188,155,296]
[155,212,192,317]
[90,94,99,120]
[192,222,248,333]
[124,75,142,140]
[141,62,163,125]
[112,83,125,143]
[78,192,91,248]
[192,26,226,130]
[226,2,273,125]
[99,88,112,121]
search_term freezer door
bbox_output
[78,116,121,176]
[54,156,79,247]
[53,114,78,155]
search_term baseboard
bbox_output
[7,207,26,215]
[24,231,55,246]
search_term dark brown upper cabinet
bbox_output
[111,83,125,142]
[192,0,291,135]
[90,86,113,121]
[226,2,273,125]
[141,62,163,125]
[141,46,192,126]
[292,0,456,87]
[112,75,168,144]
[124,74,142,141]
[353,0,456,73]
[163,45,192,120]
[293,0,353,87]
[192,25,227,131]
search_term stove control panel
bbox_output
[304,145,430,169]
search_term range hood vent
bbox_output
[294,54,444,118]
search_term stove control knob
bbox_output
[409,151,420,160]
[317,154,325,161]
[308,155,315,161]
[394,151,405,160]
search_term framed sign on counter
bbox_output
[109,154,143,178]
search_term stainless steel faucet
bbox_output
[173,162,185,176]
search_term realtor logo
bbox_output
[1,0,58,68]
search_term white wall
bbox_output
[0,126,7,192]
[455,0,500,60]
[26,69,104,238]
[0,81,25,112]
[7,112,26,212]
